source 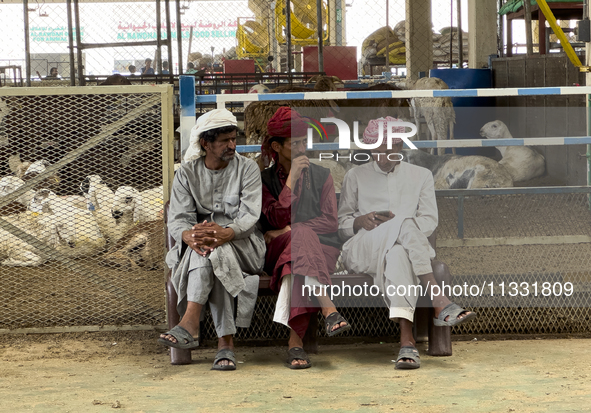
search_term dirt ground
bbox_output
[1,331,590,413]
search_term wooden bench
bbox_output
[163,205,452,365]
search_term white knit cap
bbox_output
[184,109,237,162]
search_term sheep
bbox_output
[0,176,35,215]
[29,189,106,257]
[79,175,133,245]
[410,77,456,155]
[402,149,513,189]
[8,155,61,191]
[111,185,164,225]
[0,211,60,266]
[480,120,546,183]
[99,220,165,271]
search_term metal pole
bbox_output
[175,0,184,75]
[449,0,453,68]
[187,26,194,66]
[498,0,504,57]
[524,0,533,55]
[165,0,174,74]
[317,0,324,72]
[385,0,389,72]
[66,0,76,85]
[457,0,463,67]
[23,0,31,87]
[156,0,163,75]
[286,0,292,72]
[583,0,590,195]
[73,0,84,85]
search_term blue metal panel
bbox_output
[179,75,195,117]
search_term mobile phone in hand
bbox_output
[375,210,391,217]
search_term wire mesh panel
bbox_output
[0,85,173,332]
[436,190,591,335]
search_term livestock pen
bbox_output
[0,85,174,334]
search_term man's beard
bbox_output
[220,149,235,161]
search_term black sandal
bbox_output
[325,311,352,337]
[286,347,312,369]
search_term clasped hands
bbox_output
[182,220,235,257]
[353,210,395,233]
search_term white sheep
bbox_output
[80,175,131,244]
[0,212,60,266]
[480,120,546,182]
[29,189,106,257]
[0,176,85,215]
[8,155,61,191]
[0,176,35,214]
[111,185,163,224]
[402,149,513,189]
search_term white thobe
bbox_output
[338,161,438,322]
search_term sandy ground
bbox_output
[1,331,590,413]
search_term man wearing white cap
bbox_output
[159,109,265,371]
[337,117,476,370]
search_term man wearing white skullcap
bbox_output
[338,117,476,370]
[161,109,265,371]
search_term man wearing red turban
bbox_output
[260,106,351,369]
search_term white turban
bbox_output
[184,108,238,162]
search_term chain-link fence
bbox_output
[3,1,474,86]
[0,85,174,332]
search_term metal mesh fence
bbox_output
[3,1,474,85]
[436,189,591,335]
[0,85,174,332]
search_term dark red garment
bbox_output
[262,164,340,339]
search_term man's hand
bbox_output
[203,222,235,250]
[286,156,310,189]
[375,210,395,224]
[353,211,395,233]
[264,226,291,245]
[182,221,218,256]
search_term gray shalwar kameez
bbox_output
[166,153,265,338]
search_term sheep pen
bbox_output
[0,86,171,331]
